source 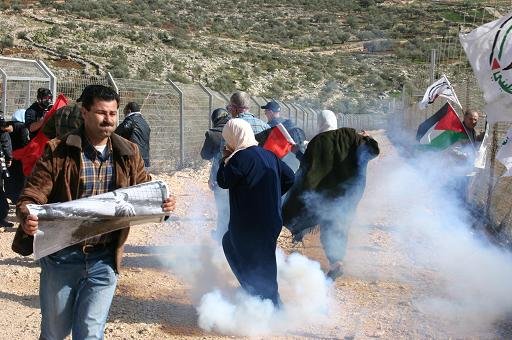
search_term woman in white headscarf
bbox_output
[217,118,294,307]
[317,109,338,134]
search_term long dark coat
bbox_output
[217,146,294,305]
[282,128,379,240]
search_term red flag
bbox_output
[263,123,296,158]
[13,94,69,176]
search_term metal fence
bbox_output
[0,56,56,115]
[57,74,111,101]
[338,113,388,132]
[0,56,389,174]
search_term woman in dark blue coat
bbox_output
[217,118,294,306]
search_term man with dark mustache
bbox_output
[13,85,177,339]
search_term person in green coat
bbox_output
[282,126,379,280]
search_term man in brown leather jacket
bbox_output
[13,85,176,340]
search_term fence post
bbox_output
[106,72,119,94]
[486,123,499,234]
[291,103,304,128]
[37,60,56,98]
[250,96,262,119]
[465,81,470,110]
[282,101,293,121]
[220,92,230,102]
[168,80,184,168]
[199,83,213,128]
[0,69,7,114]
[430,49,437,84]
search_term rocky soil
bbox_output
[0,130,511,339]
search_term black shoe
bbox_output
[327,261,344,280]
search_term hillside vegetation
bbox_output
[0,0,507,113]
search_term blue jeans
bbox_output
[39,245,118,340]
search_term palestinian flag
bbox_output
[416,102,468,150]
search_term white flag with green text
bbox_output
[460,12,512,122]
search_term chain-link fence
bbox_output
[0,56,56,116]
[338,113,388,132]
[0,57,389,174]
[56,75,111,101]
[114,78,182,172]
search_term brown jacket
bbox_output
[12,129,151,272]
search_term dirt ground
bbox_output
[0,130,510,339]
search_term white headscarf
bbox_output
[222,118,258,164]
[318,109,337,133]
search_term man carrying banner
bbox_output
[12,85,176,340]
[416,103,485,203]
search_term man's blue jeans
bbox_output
[39,245,118,340]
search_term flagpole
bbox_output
[455,106,477,151]
[442,75,476,151]
[442,74,463,110]
[486,123,500,237]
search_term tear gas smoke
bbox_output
[350,125,512,333]
[158,184,336,336]
[163,243,335,336]
[159,118,512,336]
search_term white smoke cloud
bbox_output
[161,239,335,336]
[158,123,512,336]
[350,132,512,333]
[195,249,335,336]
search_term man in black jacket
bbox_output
[200,108,230,241]
[115,102,151,169]
[4,110,28,208]
[25,88,53,139]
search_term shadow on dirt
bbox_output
[123,245,179,270]
[0,291,39,309]
[110,291,203,336]
[0,256,39,268]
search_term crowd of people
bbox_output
[1,83,487,339]
[5,85,382,339]
[201,91,380,306]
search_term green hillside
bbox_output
[0,0,508,113]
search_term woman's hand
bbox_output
[359,129,370,137]
[223,146,233,158]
